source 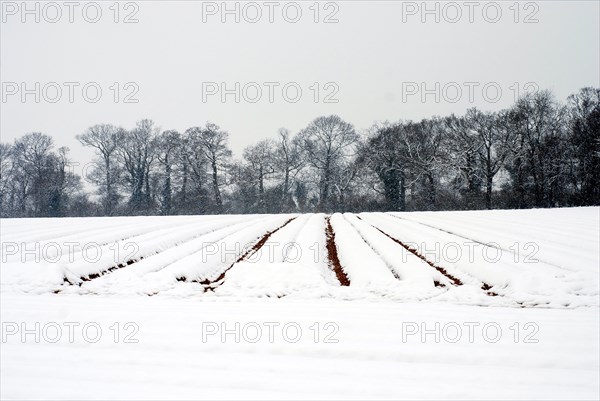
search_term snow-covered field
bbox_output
[1,208,599,399]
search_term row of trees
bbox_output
[1,87,598,217]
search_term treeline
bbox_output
[0,87,598,218]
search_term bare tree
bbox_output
[298,115,359,211]
[243,139,275,212]
[2,86,598,217]
[359,122,410,211]
[405,118,449,209]
[567,87,600,205]
[77,124,122,215]
[156,130,181,215]
[12,133,54,215]
[273,128,304,211]
[444,114,482,208]
[0,143,13,216]
[507,91,566,207]
[180,128,211,213]
[9,134,83,216]
[47,147,82,216]
[463,108,514,209]
[187,123,231,212]
[116,119,158,214]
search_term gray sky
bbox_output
[1,0,599,170]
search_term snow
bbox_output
[390,207,600,273]
[1,294,598,400]
[329,213,398,286]
[344,213,444,286]
[1,207,599,399]
[216,214,331,297]
[291,213,338,286]
[216,262,329,298]
[361,210,599,308]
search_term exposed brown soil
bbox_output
[58,215,503,299]
[371,223,503,297]
[481,283,498,296]
[371,226,463,286]
[192,217,297,292]
[80,257,142,282]
[325,217,350,286]
[74,225,226,288]
[384,215,509,297]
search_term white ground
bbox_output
[1,207,598,400]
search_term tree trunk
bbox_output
[181,162,188,204]
[162,159,172,215]
[400,173,406,211]
[105,157,112,215]
[282,168,290,211]
[427,173,436,209]
[382,168,400,211]
[258,165,264,212]
[486,174,493,210]
[320,158,331,212]
[485,147,492,210]
[211,158,222,211]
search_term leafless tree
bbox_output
[0,143,13,216]
[243,139,275,212]
[567,87,600,204]
[156,130,181,215]
[298,115,359,211]
[507,91,566,207]
[77,124,122,215]
[186,123,232,212]
[462,108,514,209]
[116,119,159,213]
[273,128,305,210]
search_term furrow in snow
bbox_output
[73,216,267,295]
[325,215,350,286]
[216,215,334,298]
[137,215,296,296]
[62,216,249,284]
[204,216,298,290]
[344,213,443,287]
[366,212,596,307]
[328,213,397,287]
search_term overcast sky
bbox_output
[1,0,599,168]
